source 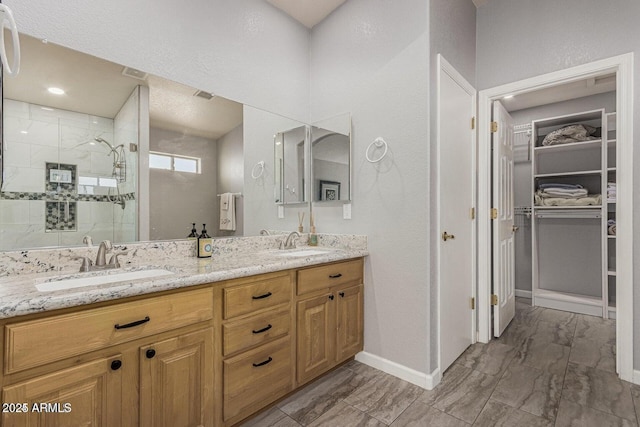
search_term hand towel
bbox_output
[219,193,236,231]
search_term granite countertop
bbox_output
[0,246,368,320]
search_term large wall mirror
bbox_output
[274,125,308,205]
[0,33,306,251]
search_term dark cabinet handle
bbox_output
[146,349,156,359]
[329,273,342,279]
[328,295,335,300]
[110,360,122,371]
[339,292,345,298]
[114,316,150,330]
[252,292,272,300]
[252,324,273,334]
[252,357,273,367]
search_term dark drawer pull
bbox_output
[329,273,343,279]
[328,295,335,300]
[252,292,272,300]
[252,357,273,367]
[110,360,122,371]
[252,324,273,334]
[339,292,345,298]
[114,316,150,330]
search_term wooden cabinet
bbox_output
[1,287,214,427]
[296,259,364,385]
[2,355,123,427]
[139,328,214,427]
[219,271,295,426]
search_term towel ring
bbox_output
[366,137,388,163]
[251,161,265,179]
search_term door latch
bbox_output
[442,231,455,241]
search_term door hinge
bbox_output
[470,297,475,310]
[491,294,498,305]
[471,117,475,130]
[470,207,475,220]
[491,208,498,220]
[491,121,498,133]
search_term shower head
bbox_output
[94,137,115,150]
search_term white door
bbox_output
[438,56,476,372]
[492,101,515,337]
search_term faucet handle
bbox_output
[108,250,129,268]
[72,256,93,272]
[102,240,112,251]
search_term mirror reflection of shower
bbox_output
[94,137,127,209]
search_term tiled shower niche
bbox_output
[45,162,77,197]
[45,201,77,231]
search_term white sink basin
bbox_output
[36,269,175,292]
[275,249,331,258]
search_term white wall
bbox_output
[217,124,244,236]
[476,0,640,367]
[5,0,310,122]
[148,127,217,239]
[309,0,431,374]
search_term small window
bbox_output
[149,151,200,174]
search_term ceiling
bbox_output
[265,0,347,28]
[4,34,243,140]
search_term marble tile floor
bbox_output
[240,298,636,426]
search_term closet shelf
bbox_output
[533,205,602,210]
[608,235,617,239]
[607,199,616,203]
[533,139,601,154]
[607,167,617,172]
[534,169,601,178]
[608,271,617,276]
[534,289,602,306]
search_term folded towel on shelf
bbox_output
[609,225,617,235]
[219,193,236,231]
[534,193,601,206]
[541,124,598,146]
[540,188,589,198]
[538,183,584,190]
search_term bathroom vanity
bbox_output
[0,241,365,427]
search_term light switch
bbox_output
[278,205,284,219]
[343,203,352,219]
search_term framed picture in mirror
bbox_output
[319,180,340,201]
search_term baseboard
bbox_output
[515,289,532,299]
[633,369,640,385]
[355,351,441,390]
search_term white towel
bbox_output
[219,193,236,231]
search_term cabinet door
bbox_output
[336,284,364,363]
[139,328,214,427]
[297,293,335,384]
[2,355,123,427]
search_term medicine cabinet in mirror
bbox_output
[274,125,308,205]
[311,113,351,203]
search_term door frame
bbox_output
[477,53,634,382]
[436,54,477,381]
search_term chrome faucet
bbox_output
[280,231,300,250]
[259,229,271,236]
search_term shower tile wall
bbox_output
[0,99,120,250]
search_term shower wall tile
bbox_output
[30,145,59,169]
[2,167,45,193]
[0,224,59,251]
[0,200,30,224]
[29,201,46,224]
[76,201,92,224]
[3,142,31,168]
[91,203,115,223]
[90,151,115,175]
[90,116,114,132]
[4,117,59,147]
[4,99,30,119]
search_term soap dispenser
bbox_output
[187,223,198,239]
[197,224,213,258]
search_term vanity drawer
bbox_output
[223,336,292,421]
[5,287,213,374]
[297,258,363,295]
[223,273,291,319]
[223,308,290,356]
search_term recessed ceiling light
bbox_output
[503,94,514,99]
[47,87,65,95]
[20,131,28,134]
[40,107,54,111]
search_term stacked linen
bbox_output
[607,182,617,201]
[608,219,616,236]
[534,183,602,207]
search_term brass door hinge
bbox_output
[491,208,498,220]
[491,121,498,133]
[491,294,498,305]
[471,117,475,130]
[470,297,475,310]
[470,207,475,220]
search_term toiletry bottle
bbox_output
[197,224,213,258]
[309,226,318,246]
[187,223,198,239]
